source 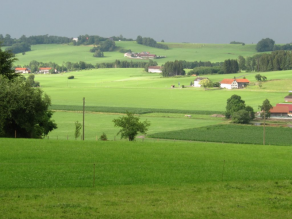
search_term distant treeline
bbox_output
[0,34,133,54]
[230,41,245,45]
[256,38,292,52]
[239,50,292,72]
[18,60,157,73]
[136,36,168,49]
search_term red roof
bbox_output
[39,67,52,70]
[220,79,235,84]
[236,79,250,83]
[15,68,28,70]
[220,79,250,84]
[270,106,289,113]
[276,104,292,111]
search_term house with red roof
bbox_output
[270,105,290,117]
[220,79,250,89]
[39,67,52,74]
[193,77,209,87]
[15,67,30,73]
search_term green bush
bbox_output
[99,132,108,141]
[68,75,74,79]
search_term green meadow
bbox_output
[14,42,262,66]
[3,42,292,218]
[1,139,292,218]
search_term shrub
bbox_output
[68,75,74,79]
[181,85,185,88]
[213,82,220,87]
[99,133,108,141]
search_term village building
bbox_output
[15,67,30,73]
[193,77,208,87]
[269,105,290,117]
[148,66,162,73]
[39,67,52,74]
[72,38,78,42]
[284,96,292,102]
[220,79,250,89]
[276,104,292,114]
[124,51,157,59]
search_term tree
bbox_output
[113,112,150,141]
[232,109,251,124]
[238,56,246,70]
[0,77,57,138]
[255,74,262,81]
[199,79,213,90]
[223,59,239,73]
[256,38,275,52]
[225,95,246,119]
[162,60,185,77]
[74,121,82,140]
[259,99,273,145]
[0,46,19,80]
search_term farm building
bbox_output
[284,96,292,102]
[220,79,250,89]
[269,105,290,117]
[39,67,52,74]
[124,52,157,59]
[15,67,30,73]
[148,66,162,73]
[276,104,292,113]
[193,77,208,87]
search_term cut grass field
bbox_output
[1,139,292,218]
[14,42,262,66]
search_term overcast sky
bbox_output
[1,0,292,44]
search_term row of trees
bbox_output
[136,36,168,49]
[0,47,57,138]
[162,60,185,77]
[238,50,292,72]
[19,59,158,73]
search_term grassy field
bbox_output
[149,124,292,146]
[14,42,262,66]
[1,139,292,218]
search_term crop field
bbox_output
[1,139,292,218]
[14,42,263,66]
[150,124,292,146]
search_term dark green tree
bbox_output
[225,95,246,119]
[0,77,57,138]
[238,56,246,70]
[162,60,185,77]
[232,109,251,124]
[113,112,150,141]
[0,46,19,80]
[256,38,275,52]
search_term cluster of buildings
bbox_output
[15,67,56,74]
[194,77,250,89]
[269,96,292,118]
[124,52,157,59]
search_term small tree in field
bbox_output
[74,121,82,139]
[113,112,150,141]
[199,79,213,90]
[259,99,273,145]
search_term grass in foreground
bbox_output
[149,124,292,145]
[1,139,292,218]
[1,181,292,219]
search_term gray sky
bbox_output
[1,0,292,44]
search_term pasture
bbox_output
[14,42,262,66]
[1,139,292,218]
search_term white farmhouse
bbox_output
[193,77,208,87]
[220,79,250,89]
[148,66,162,73]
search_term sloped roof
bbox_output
[220,79,236,84]
[276,104,292,111]
[220,79,250,84]
[15,68,28,70]
[285,96,292,99]
[194,77,208,81]
[39,67,52,70]
[270,106,289,113]
[236,79,250,83]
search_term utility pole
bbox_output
[83,97,85,141]
[263,110,265,145]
